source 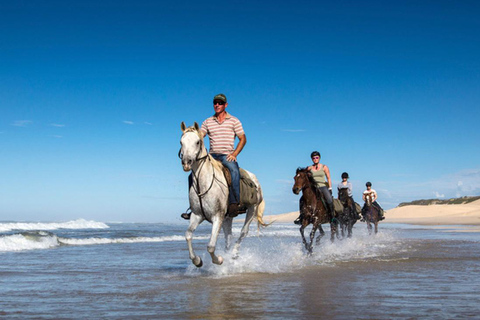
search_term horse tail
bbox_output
[256,199,271,229]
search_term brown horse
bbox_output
[337,188,358,238]
[363,192,379,235]
[292,168,338,254]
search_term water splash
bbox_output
[186,225,406,277]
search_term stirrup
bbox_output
[181,208,192,220]
[227,203,240,218]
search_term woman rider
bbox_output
[294,151,335,225]
[337,172,361,220]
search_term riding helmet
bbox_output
[341,172,349,179]
[366,181,372,187]
[310,151,321,159]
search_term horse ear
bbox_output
[181,122,186,132]
[194,122,199,131]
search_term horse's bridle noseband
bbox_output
[179,131,226,218]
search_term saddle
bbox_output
[222,166,258,216]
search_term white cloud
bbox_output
[383,168,480,208]
[51,123,65,127]
[123,121,134,125]
[51,135,63,138]
[12,120,32,127]
[144,122,153,125]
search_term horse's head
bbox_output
[338,188,349,203]
[179,121,204,172]
[292,167,311,195]
[364,192,373,206]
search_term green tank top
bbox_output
[311,166,328,188]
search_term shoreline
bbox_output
[261,199,480,226]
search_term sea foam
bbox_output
[0,232,60,252]
[186,227,404,277]
[0,219,109,232]
[0,233,209,252]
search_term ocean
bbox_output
[1,219,480,319]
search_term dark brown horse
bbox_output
[363,192,379,235]
[337,188,358,238]
[292,168,338,254]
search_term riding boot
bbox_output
[379,209,385,220]
[327,202,335,218]
[294,213,303,225]
[227,203,240,218]
[353,206,361,220]
[181,208,192,220]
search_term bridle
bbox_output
[296,170,319,212]
[179,131,226,217]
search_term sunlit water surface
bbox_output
[1,220,479,319]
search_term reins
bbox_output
[179,131,226,218]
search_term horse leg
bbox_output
[207,217,224,265]
[330,220,338,242]
[222,216,233,251]
[300,224,310,252]
[375,221,378,234]
[308,224,318,255]
[347,221,353,238]
[315,225,325,244]
[185,213,205,267]
[232,205,256,257]
[337,220,344,239]
[367,220,372,235]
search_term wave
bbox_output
[58,235,194,246]
[0,231,60,252]
[0,232,208,253]
[0,219,109,232]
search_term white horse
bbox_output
[179,122,268,267]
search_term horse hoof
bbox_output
[214,256,224,265]
[193,256,203,268]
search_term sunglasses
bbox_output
[312,156,320,159]
[213,100,225,105]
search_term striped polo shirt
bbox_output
[201,112,245,155]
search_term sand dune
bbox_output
[263,199,480,225]
[385,199,480,225]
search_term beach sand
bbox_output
[263,199,480,226]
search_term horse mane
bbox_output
[184,125,223,172]
[296,167,323,199]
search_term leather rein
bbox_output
[179,134,225,218]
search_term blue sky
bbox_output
[1,0,479,222]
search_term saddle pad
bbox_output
[355,202,362,214]
[239,168,258,206]
[333,198,344,214]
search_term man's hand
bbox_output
[227,154,237,162]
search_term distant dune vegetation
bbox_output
[398,196,480,207]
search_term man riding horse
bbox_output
[362,182,385,220]
[181,93,246,220]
